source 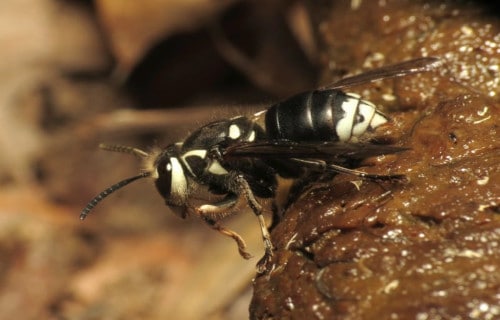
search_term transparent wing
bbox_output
[320,57,442,90]
[223,140,407,180]
[223,140,407,161]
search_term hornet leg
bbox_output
[195,174,274,272]
[234,174,274,273]
[196,194,253,259]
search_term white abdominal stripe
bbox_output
[337,93,388,141]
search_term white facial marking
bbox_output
[336,95,359,141]
[207,160,229,175]
[169,157,187,201]
[248,130,256,142]
[229,124,241,139]
[166,163,172,171]
[351,101,376,137]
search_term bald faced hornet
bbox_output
[81,57,440,267]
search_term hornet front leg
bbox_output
[194,174,274,272]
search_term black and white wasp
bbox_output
[81,57,440,265]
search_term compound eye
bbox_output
[154,156,173,200]
[154,153,188,210]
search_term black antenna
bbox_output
[80,171,151,220]
[99,143,149,158]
